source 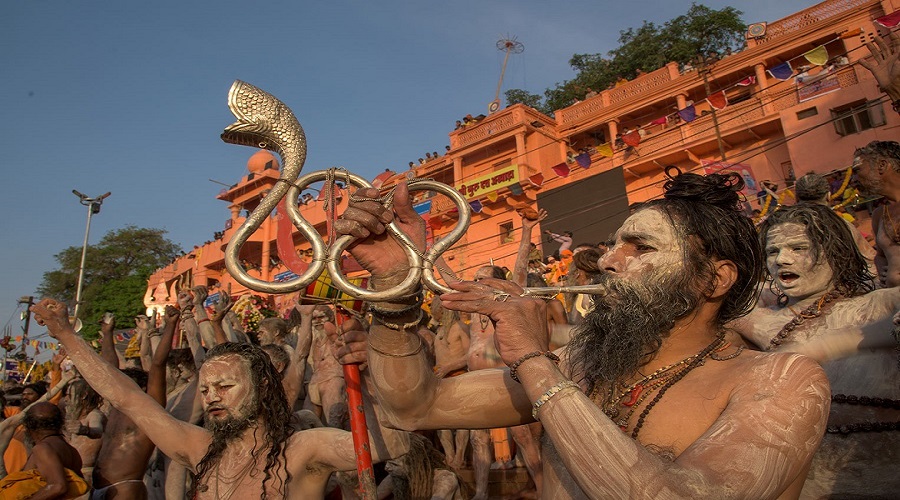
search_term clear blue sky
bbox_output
[1,0,819,355]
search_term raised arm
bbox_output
[147,305,180,406]
[513,209,548,286]
[98,312,120,368]
[208,293,235,346]
[31,298,212,470]
[333,182,532,430]
[190,286,218,349]
[283,304,315,407]
[177,290,206,368]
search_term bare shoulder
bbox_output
[727,350,829,402]
[285,427,353,471]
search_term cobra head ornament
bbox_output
[221,80,325,294]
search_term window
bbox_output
[499,221,515,245]
[796,107,818,120]
[831,100,886,136]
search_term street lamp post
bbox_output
[72,190,111,321]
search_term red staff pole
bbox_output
[325,180,376,499]
[335,310,377,499]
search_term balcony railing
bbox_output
[455,113,517,148]
[757,0,874,44]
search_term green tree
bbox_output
[37,226,181,339]
[504,89,548,114]
[506,3,745,113]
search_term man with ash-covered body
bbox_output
[334,175,829,498]
[31,300,406,499]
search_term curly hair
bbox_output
[794,173,830,203]
[640,170,763,325]
[189,342,295,499]
[758,203,875,296]
[855,140,900,172]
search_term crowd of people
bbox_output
[0,30,897,500]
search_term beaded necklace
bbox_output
[595,334,737,439]
[768,288,845,350]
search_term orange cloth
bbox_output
[49,369,62,405]
[2,408,20,419]
[3,428,27,475]
[0,467,89,499]
[490,428,512,463]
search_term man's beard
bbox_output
[565,267,703,394]
[204,396,259,441]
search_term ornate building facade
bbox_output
[145,0,899,316]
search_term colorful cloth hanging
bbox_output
[736,76,757,86]
[707,91,728,110]
[621,130,641,147]
[509,183,524,196]
[875,10,900,28]
[803,45,829,66]
[575,152,592,168]
[677,105,697,122]
[650,116,668,126]
[469,199,483,213]
[767,62,793,81]
[596,143,614,157]
[551,163,570,178]
[486,191,499,202]
[528,172,545,187]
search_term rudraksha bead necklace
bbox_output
[769,288,846,350]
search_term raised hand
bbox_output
[334,181,426,287]
[30,299,75,339]
[176,289,194,310]
[859,31,900,101]
[191,286,209,308]
[522,208,548,231]
[439,278,549,367]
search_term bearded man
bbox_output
[334,175,829,498]
[854,140,900,286]
[31,300,407,499]
[731,203,900,498]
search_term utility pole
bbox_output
[72,190,111,322]
[696,54,727,162]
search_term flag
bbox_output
[621,130,641,148]
[767,62,793,81]
[469,199,483,213]
[875,10,900,28]
[551,162,570,178]
[486,191,498,202]
[707,91,728,110]
[528,173,544,187]
[736,76,756,86]
[650,116,668,126]
[509,183,524,196]
[840,28,862,39]
[678,105,697,122]
[803,45,829,66]
[575,152,591,168]
[596,143,614,157]
[430,217,443,230]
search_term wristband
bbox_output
[509,351,560,383]
[532,381,579,420]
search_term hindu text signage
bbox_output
[457,165,519,199]
[797,71,841,103]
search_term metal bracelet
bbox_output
[532,381,580,420]
[370,309,424,331]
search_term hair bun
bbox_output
[662,169,744,211]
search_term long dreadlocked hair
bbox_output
[390,433,469,500]
[65,378,102,420]
[758,203,875,297]
[188,342,295,499]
